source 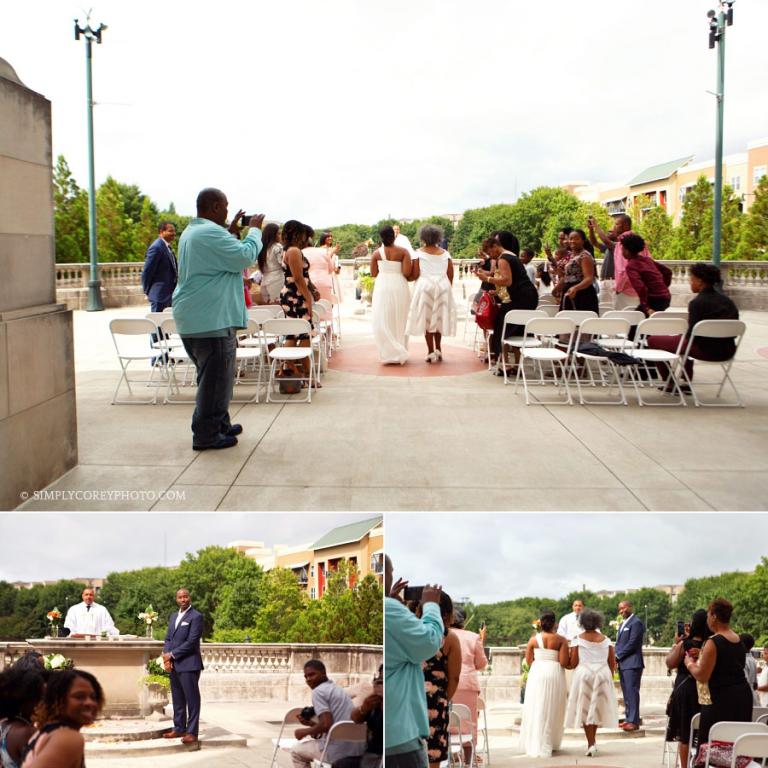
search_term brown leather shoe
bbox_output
[181,734,199,745]
[622,723,639,731]
[163,731,186,739]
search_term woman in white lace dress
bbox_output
[258,222,285,302]
[405,224,457,362]
[565,608,619,757]
[519,611,569,758]
[370,225,412,364]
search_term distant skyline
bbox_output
[387,514,768,604]
[0,513,371,581]
[2,1,767,224]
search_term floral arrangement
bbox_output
[142,655,171,691]
[44,653,74,671]
[531,619,541,630]
[138,606,159,625]
[608,614,623,638]
[46,607,62,624]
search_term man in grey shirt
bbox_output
[291,659,366,768]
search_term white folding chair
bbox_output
[655,310,689,320]
[498,309,546,384]
[313,720,368,768]
[232,319,266,403]
[755,708,768,722]
[264,318,316,403]
[329,273,343,342]
[555,309,598,326]
[704,722,768,768]
[679,319,746,407]
[601,310,645,349]
[477,697,490,766]
[109,318,163,404]
[627,316,689,406]
[731,732,768,767]
[269,706,302,768]
[157,317,196,403]
[255,304,285,319]
[536,303,559,317]
[569,317,632,405]
[758,714,768,725]
[662,718,681,768]
[687,712,700,768]
[537,294,559,306]
[513,317,576,405]
[450,703,475,768]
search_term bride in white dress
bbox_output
[371,225,412,364]
[519,612,569,758]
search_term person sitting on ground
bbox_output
[646,262,739,389]
[618,233,671,316]
[0,667,45,768]
[336,666,383,768]
[291,660,365,768]
[21,668,104,768]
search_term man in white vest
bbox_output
[557,599,585,644]
[64,587,119,636]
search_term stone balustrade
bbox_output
[54,258,768,311]
[480,646,674,707]
[2,641,382,704]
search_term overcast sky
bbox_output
[387,513,768,604]
[0,513,370,581]
[3,1,767,225]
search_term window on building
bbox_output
[754,165,767,185]
[731,176,741,191]
[371,552,384,575]
[310,587,316,599]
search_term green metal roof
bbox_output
[312,516,383,551]
[627,156,694,187]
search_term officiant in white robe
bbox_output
[64,587,119,636]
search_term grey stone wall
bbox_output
[0,57,77,510]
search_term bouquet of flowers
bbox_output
[44,653,74,671]
[138,605,159,639]
[531,619,541,630]
[46,607,63,637]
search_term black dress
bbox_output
[490,252,539,359]
[424,645,450,764]
[279,254,312,340]
[560,251,599,313]
[698,635,753,743]
[665,637,705,745]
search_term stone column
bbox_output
[0,57,77,509]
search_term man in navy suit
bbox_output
[162,588,204,745]
[142,221,178,311]
[615,599,644,731]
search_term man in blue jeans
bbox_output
[172,189,264,450]
[384,555,444,768]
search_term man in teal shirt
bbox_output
[172,188,264,450]
[384,555,444,768]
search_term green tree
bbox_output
[736,175,768,260]
[251,568,308,642]
[53,155,89,263]
[635,205,674,259]
[96,176,139,261]
[0,581,17,615]
[177,546,264,638]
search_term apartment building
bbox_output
[230,516,384,599]
[567,136,768,222]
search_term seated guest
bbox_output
[619,234,671,315]
[21,669,104,768]
[0,667,45,768]
[64,587,119,637]
[647,262,739,387]
[336,666,383,768]
[291,660,365,768]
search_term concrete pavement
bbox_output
[17,300,768,511]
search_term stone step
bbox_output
[86,725,247,757]
[83,717,174,742]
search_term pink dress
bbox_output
[452,628,487,741]
[303,246,337,304]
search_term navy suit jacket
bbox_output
[163,607,204,673]
[141,237,178,304]
[615,614,645,670]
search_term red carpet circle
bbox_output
[328,341,486,377]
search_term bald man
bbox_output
[172,189,264,451]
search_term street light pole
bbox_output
[707,1,735,267]
[74,16,107,311]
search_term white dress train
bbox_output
[519,634,567,758]
[371,248,410,364]
[406,250,457,337]
[564,636,619,728]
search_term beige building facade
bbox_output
[231,516,383,599]
[568,137,768,223]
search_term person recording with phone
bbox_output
[664,609,712,768]
[384,556,444,768]
[172,188,264,451]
